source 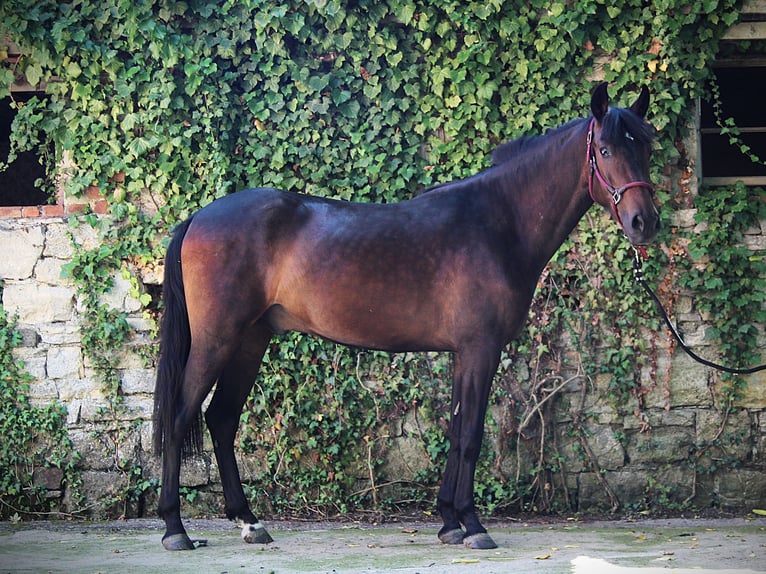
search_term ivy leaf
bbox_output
[253,11,270,29]
[128,137,151,158]
[197,3,215,18]
[120,113,137,132]
[24,61,43,86]
[284,13,305,36]
[477,81,497,101]
[308,74,329,93]
[332,90,351,105]
[66,60,82,79]
[431,65,450,90]
[398,3,416,26]
[704,0,719,13]
[114,78,134,98]
[339,99,360,118]
[386,51,403,67]
[474,5,492,20]
[444,94,461,108]
[515,60,528,79]
[550,2,565,17]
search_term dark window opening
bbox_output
[0,92,53,206]
[700,64,766,185]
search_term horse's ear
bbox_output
[590,82,609,121]
[630,85,650,118]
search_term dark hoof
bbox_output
[162,532,196,551]
[438,527,466,545]
[241,522,274,544]
[464,532,498,549]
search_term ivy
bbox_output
[0,304,81,519]
[680,182,766,404]
[0,0,762,518]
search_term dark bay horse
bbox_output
[154,82,659,550]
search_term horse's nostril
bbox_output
[632,214,645,233]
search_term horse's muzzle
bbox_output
[626,207,660,246]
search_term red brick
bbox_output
[0,206,22,218]
[41,204,66,217]
[21,206,41,217]
[85,185,102,199]
[92,199,109,214]
[65,203,87,214]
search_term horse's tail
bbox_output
[153,216,203,459]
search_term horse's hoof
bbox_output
[438,527,466,545]
[241,522,274,544]
[463,532,498,549]
[162,532,196,551]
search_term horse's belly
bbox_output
[262,301,454,353]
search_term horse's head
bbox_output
[588,82,659,246]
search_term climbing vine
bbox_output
[0,304,81,519]
[0,0,762,518]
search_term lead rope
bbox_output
[631,247,766,375]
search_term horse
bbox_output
[153,82,659,551]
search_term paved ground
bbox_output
[0,515,764,573]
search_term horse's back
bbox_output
[190,187,311,237]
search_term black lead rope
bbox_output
[631,248,766,375]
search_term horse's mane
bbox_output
[490,108,654,167]
[490,118,584,167]
[417,119,585,196]
[419,106,654,196]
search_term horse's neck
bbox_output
[491,121,592,276]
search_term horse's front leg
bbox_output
[437,344,500,549]
[437,391,471,545]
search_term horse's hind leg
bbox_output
[205,326,273,544]
[159,349,225,550]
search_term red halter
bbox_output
[586,118,654,258]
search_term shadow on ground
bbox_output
[0,516,764,573]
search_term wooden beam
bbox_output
[723,21,766,40]
[704,176,766,186]
[741,0,766,14]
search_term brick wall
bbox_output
[0,185,108,219]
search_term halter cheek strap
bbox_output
[586,118,654,232]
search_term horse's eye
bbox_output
[625,131,634,141]
[600,147,610,158]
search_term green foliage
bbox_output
[680,182,766,404]
[239,344,453,516]
[0,0,760,517]
[0,306,81,518]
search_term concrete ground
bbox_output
[0,516,764,573]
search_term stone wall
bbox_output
[551,207,766,513]
[0,216,158,512]
[1,207,765,518]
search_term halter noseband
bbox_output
[586,118,654,229]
